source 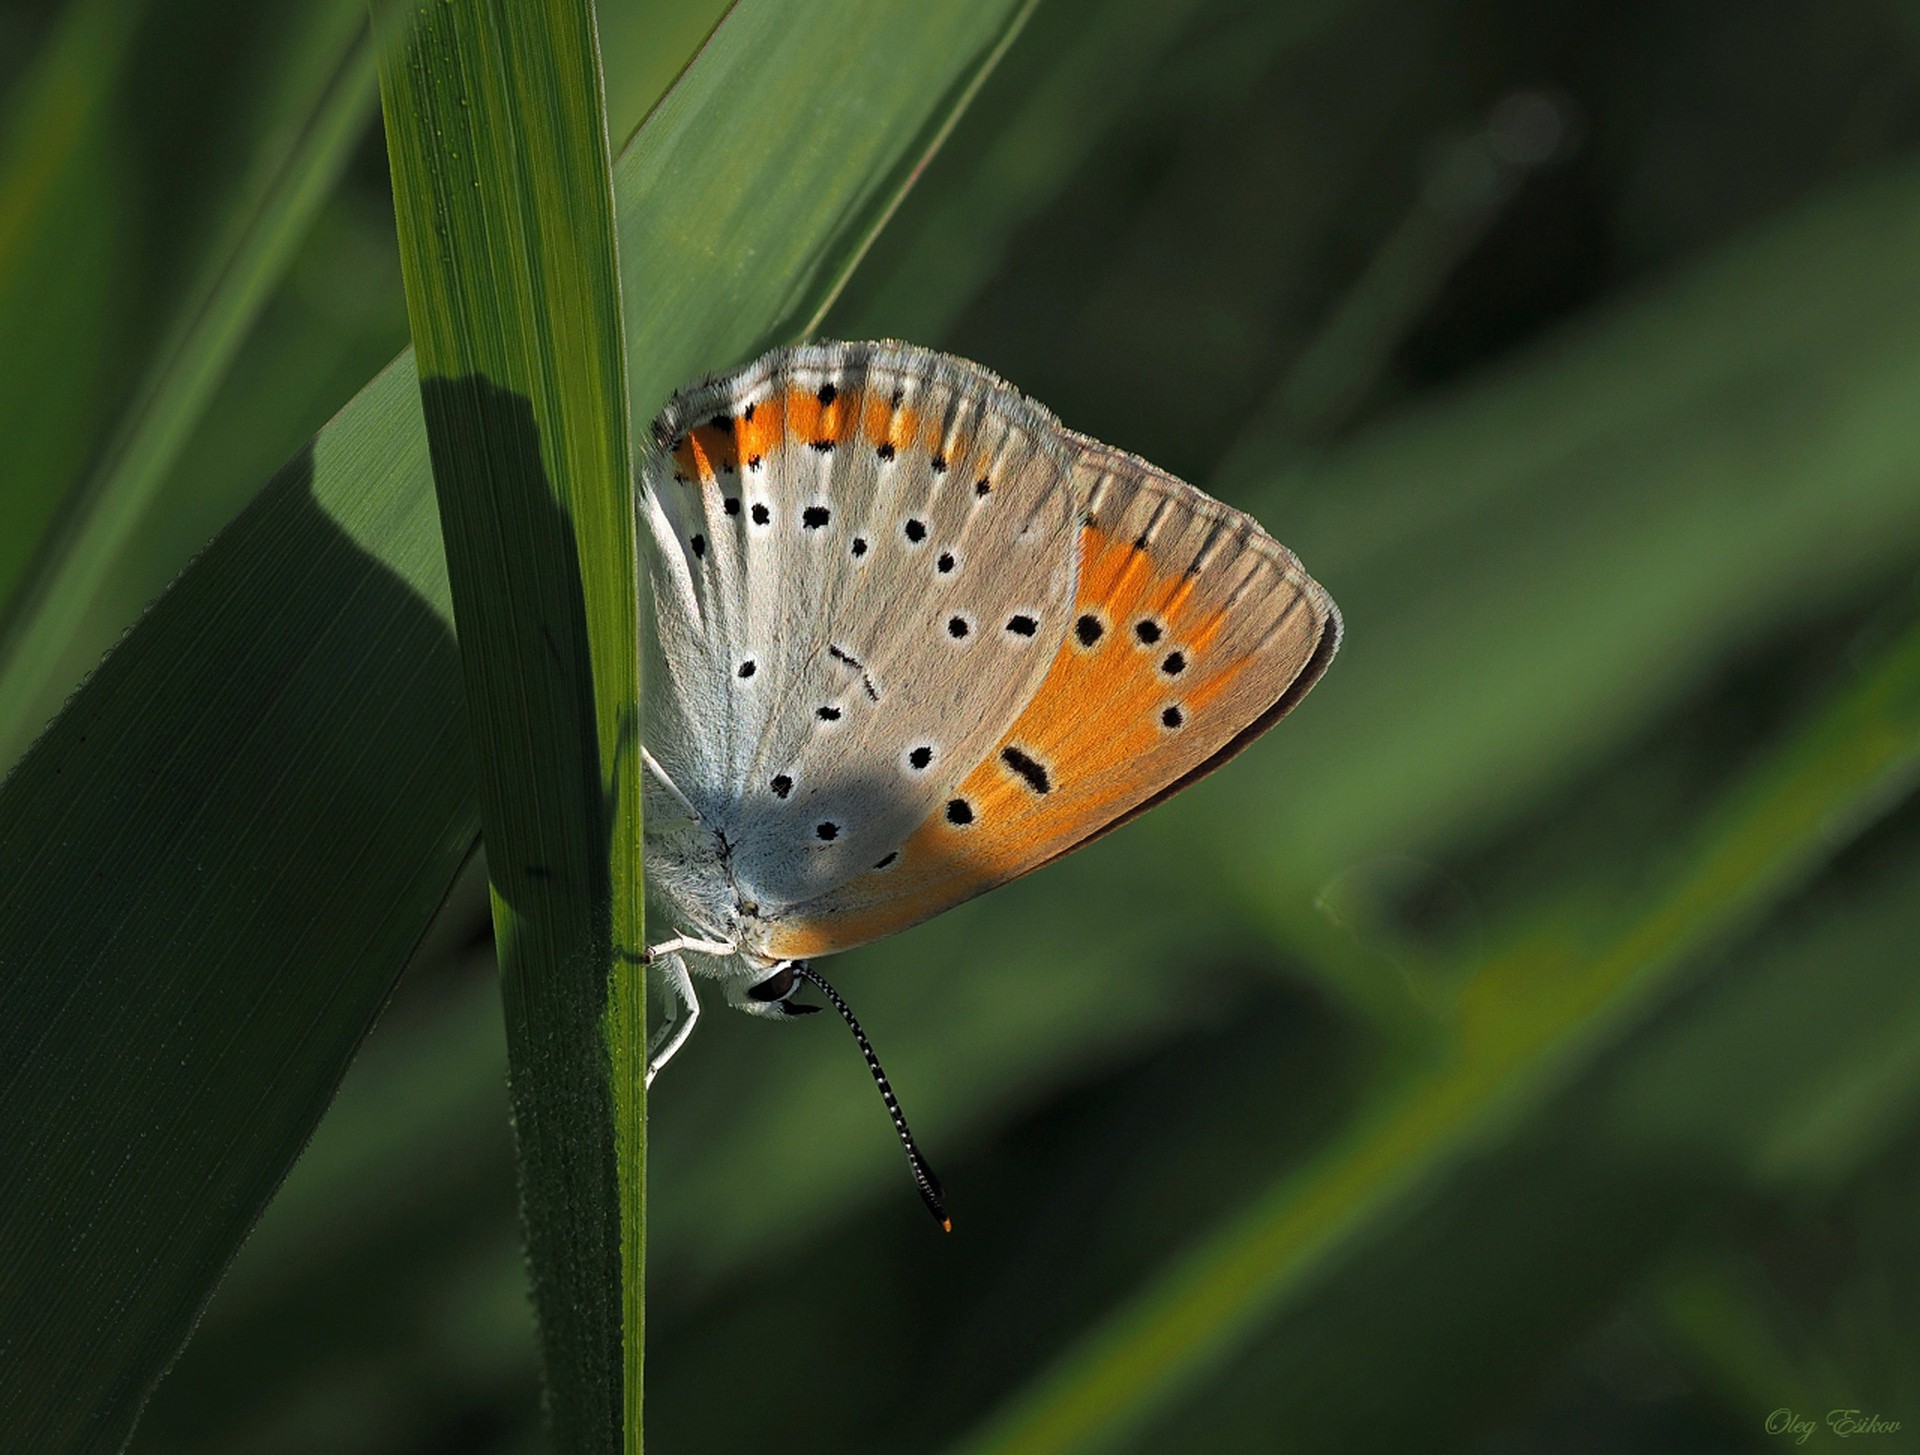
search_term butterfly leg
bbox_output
[642,932,737,962]
[645,952,701,1087]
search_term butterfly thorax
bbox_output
[642,806,790,971]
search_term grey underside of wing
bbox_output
[638,342,1082,908]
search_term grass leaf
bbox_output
[0,0,377,765]
[374,0,642,1444]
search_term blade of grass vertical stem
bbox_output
[374,1,643,1447]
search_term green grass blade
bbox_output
[0,0,147,619]
[0,388,469,1455]
[949,615,1920,1455]
[609,0,1040,413]
[374,0,642,1444]
[0,2,376,766]
[828,0,1350,346]
[0,0,1034,1447]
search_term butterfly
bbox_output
[637,341,1340,1226]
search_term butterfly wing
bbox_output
[639,343,1087,909]
[760,432,1340,961]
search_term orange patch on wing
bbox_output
[767,894,931,962]
[782,386,837,446]
[861,393,895,445]
[736,395,785,460]
[926,522,1254,862]
[766,522,1259,962]
[688,423,736,477]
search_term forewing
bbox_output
[762,436,1341,961]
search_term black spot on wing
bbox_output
[1000,746,1052,794]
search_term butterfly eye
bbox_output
[747,966,797,1003]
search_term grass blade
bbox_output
[374,0,642,1444]
[0,1,376,765]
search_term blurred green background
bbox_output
[6,0,1920,1450]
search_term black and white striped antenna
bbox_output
[790,963,949,1232]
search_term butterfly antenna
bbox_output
[790,963,950,1232]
